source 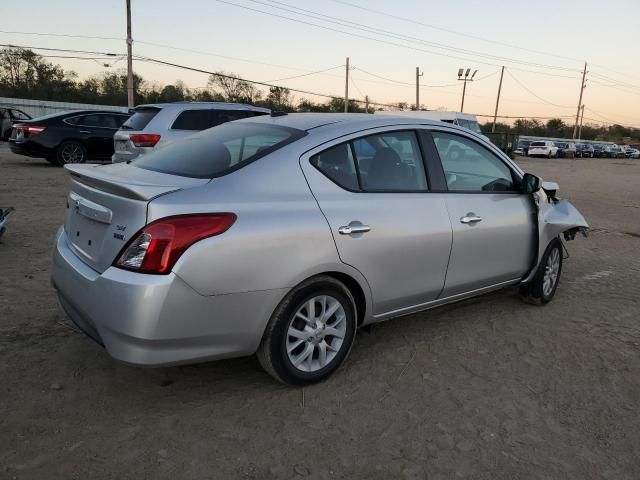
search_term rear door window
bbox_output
[133,122,305,178]
[121,107,160,131]
[73,115,104,128]
[353,131,427,191]
[171,110,211,130]
[310,130,428,192]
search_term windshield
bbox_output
[456,118,482,133]
[133,122,305,178]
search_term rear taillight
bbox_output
[16,125,46,136]
[129,133,161,147]
[114,213,236,274]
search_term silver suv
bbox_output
[111,102,270,163]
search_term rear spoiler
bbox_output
[64,164,189,201]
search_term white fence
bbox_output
[0,97,129,118]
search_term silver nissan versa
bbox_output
[51,113,588,385]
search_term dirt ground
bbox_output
[1,143,639,480]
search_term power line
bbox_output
[135,54,398,107]
[3,52,123,61]
[348,70,366,99]
[0,30,122,41]
[251,0,578,73]
[505,69,575,109]
[0,43,121,57]
[213,0,581,77]
[329,0,586,65]
[264,65,345,83]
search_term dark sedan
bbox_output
[9,110,130,166]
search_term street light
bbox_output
[457,67,477,112]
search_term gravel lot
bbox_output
[1,143,639,479]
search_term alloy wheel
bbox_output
[286,295,347,373]
[61,143,85,163]
[542,248,561,296]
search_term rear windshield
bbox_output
[121,107,160,131]
[530,142,545,147]
[132,122,306,178]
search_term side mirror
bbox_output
[521,173,540,194]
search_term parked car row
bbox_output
[515,139,639,159]
[6,102,270,166]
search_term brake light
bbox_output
[114,213,236,274]
[129,133,161,147]
[16,125,46,135]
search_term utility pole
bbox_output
[457,68,477,113]
[572,62,587,139]
[415,67,423,110]
[578,104,585,139]
[365,95,369,113]
[344,57,349,113]
[126,0,134,108]
[491,66,505,133]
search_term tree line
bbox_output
[1,47,637,141]
[0,47,370,113]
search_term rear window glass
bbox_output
[132,122,305,178]
[121,107,160,131]
[530,142,545,147]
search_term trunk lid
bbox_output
[63,163,209,273]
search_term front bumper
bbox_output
[51,227,286,366]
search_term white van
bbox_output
[375,110,487,139]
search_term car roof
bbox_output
[240,112,447,132]
[135,102,270,112]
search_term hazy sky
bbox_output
[2,0,639,126]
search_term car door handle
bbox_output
[460,214,482,224]
[79,130,91,134]
[338,224,371,235]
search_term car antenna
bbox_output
[270,111,288,117]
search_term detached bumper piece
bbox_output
[0,207,15,237]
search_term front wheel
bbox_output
[56,140,87,166]
[520,238,563,305]
[257,276,357,385]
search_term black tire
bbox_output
[520,238,563,305]
[257,275,357,385]
[548,152,552,159]
[56,140,87,166]
[1,128,10,141]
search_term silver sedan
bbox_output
[51,113,588,385]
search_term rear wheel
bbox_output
[520,238,563,305]
[257,275,357,385]
[56,140,87,166]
